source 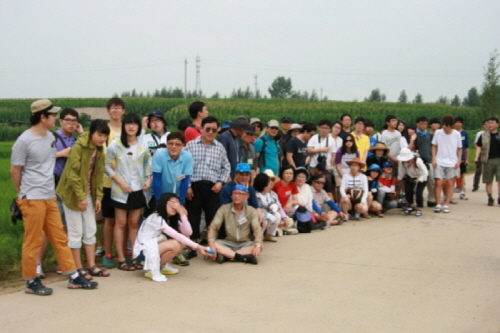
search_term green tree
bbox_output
[481,50,500,118]
[437,96,449,105]
[462,87,480,107]
[412,93,423,104]
[211,92,220,99]
[268,76,293,98]
[364,88,386,102]
[451,95,461,106]
[398,90,408,103]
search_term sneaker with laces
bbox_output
[415,210,422,217]
[283,228,298,235]
[36,263,45,279]
[405,207,415,215]
[68,274,98,289]
[160,263,179,275]
[449,198,458,204]
[442,205,450,213]
[144,271,168,282]
[460,192,468,200]
[184,249,198,260]
[25,277,52,296]
[173,254,190,266]
[434,205,442,213]
[488,197,494,206]
[95,246,105,257]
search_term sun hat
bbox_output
[290,123,302,131]
[235,163,251,173]
[231,117,252,131]
[147,110,167,128]
[346,157,366,169]
[263,169,278,181]
[382,162,394,168]
[397,148,415,162]
[31,99,61,115]
[369,142,389,153]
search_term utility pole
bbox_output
[184,58,187,99]
[254,74,258,98]
[320,88,323,101]
[195,54,201,97]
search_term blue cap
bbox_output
[235,163,251,173]
[367,164,381,172]
[382,162,394,168]
[220,120,233,131]
[233,184,248,193]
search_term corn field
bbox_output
[0,98,483,141]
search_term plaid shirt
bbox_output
[185,137,230,185]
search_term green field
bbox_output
[0,98,485,141]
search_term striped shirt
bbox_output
[185,137,231,185]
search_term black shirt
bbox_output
[478,131,500,159]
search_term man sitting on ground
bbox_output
[207,184,263,265]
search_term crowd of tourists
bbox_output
[11,97,500,295]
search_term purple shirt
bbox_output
[53,129,77,177]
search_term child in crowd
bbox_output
[378,162,399,212]
[340,158,369,220]
[105,113,152,271]
[134,193,209,282]
[366,164,384,217]
[56,119,111,279]
[397,148,429,217]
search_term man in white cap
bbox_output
[11,99,97,295]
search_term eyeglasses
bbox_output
[150,119,163,124]
[314,181,325,185]
[204,127,218,133]
[167,142,183,147]
[62,118,78,124]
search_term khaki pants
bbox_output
[18,198,76,280]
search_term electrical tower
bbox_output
[254,74,258,97]
[195,54,201,96]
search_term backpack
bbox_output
[257,136,282,170]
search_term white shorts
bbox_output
[434,166,459,180]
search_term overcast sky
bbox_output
[1,0,499,102]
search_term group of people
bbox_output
[11,97,500,295]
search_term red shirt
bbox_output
[273,181,299,207]
[379,175,397,191]
[184,125,202,143]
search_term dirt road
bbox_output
[1,174,499,332]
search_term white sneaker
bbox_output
[144,271,168,282]
[460,192,468,200]
[36,264,45,279]
[161,263,179,275]
[434,205,442,213]
[442,205,450,213]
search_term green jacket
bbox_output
[56,132,104,210]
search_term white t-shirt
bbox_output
[379,130,402,158]
[431,129,462,167]
[308,134,336,168]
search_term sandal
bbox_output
[131,259,143,270]
[102,254,115,268]
[376,211,384,218]
[77,268,93,280]
[87,265,110,277]
[117,261,136,271]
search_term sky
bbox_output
[1,0,499,103]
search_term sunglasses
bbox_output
[204,127,218,133]
[270,127,279,130]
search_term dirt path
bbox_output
[1,174,499,332]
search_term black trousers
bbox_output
[474,160,482,189]
[405,179,427,208]
[186,181,220,240]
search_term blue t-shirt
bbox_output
[459,130,469,161]
[254,134,280,175]
[152,149,193,196]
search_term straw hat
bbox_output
[369,142,389,153]
[346,157,366,169]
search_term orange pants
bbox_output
[18,198,76,280]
